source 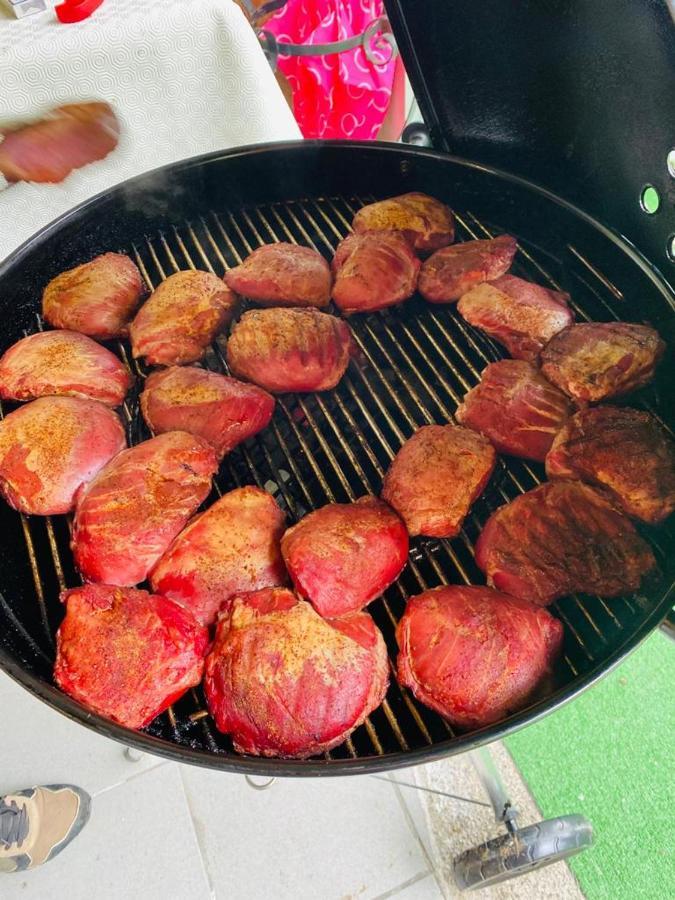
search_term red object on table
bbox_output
[55,0,105,23]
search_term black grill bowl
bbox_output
[0,141,673,776]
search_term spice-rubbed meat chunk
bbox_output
[540,322,665,402]
[456,360,572,462]
[281,496,408,617]
[331,232,420,314]
[140,366,274,459]
[130,271,238,367]
[43,252,144,340]
[72,431,217,586]
[0,330,130,407]
[397,586,563,730]
[204,587,389,758]
[546,406,675,524]
[475,481,656,606]
[150,486,287,627]
[418,235,517,303]
[226,307,352,393]
[382,425,496,538]
[352,192,455,254]
[0,397,125,516]
[224,243,331,309]
[458,275,573,361]
[54,584,208,730]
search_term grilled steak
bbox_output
[224,243,331,308]
[418,235,517,303]
[475,481,656,605]
[130,271,238,367]
[540,321,665,402]
[150,486,287,627]
[397,585,563,729]
[381,425,496,538]
[456,359,572,462]
[43,252,144,340]
[0,330,131,407]
[281,496,409,617]
[72,431,217,586]
[54,584,208,730]
[140,366,274,458]
[546,406,675,523]
[204,587,389,758]
[226,307,353,393]
[331,232,420,314]
[352,192,455,254]
[458,275,573,361]
[0,397,125,516]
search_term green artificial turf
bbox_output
[507,631,674,900]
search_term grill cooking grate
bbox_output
[3,193,674,769]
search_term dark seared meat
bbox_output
[331,232,420,314]
[540,321,665,402]
[546,406,675,523]
[352,192,455,254]
[475,481,656,606]
[418,236,517,303]
[224,243,332,309]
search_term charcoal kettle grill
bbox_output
[0,0,673,790]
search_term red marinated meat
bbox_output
[381,425,496,538]
[130,271,238,367]
[418,236,517,303]
[281,496,408,617]
[397,585,563,729]
[54,584,208,730]
[150,486,287,627]
[203,587,389,758]
[540,321,665,402]
[352,192,455,254]
[140,366,274,458]
[0,330,131,407]
[226,307,353,393]
[0,397,125,516]
[331,232,420,314]
[456,360,572,462]
[458,274,573,361]
[224,243,331,308]
[43,252,144,340]
[546,406,675,523]
[72,431,217,586]
[475,481,656,606]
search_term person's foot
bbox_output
[0,784,91,873]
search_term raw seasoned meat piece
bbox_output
[0,330,130,407]
[150,486,287,627]
[331,232,420,314]
[224,243,331,308]
[546,406,675,524]
[281,496,408,617]
[54,584,208,730]
[140,366,274,458]
[475,481,656,606]
[204,587,389,758]
[72,431,217,586]
[397,585,563,729]
[418,236,517,303]
[43,252,144,340]
[352,192,454,254]
[456,360,572,462]
[540,321,665,402]
[458,275,573,361]
[0,397,125,516]
[130,271,238,367]
[226,307,353,393]
[382,425,496,538]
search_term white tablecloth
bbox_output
[0,0,301,261]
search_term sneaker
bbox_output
[0,784,91,873]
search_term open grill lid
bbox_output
[385,0,675,275]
